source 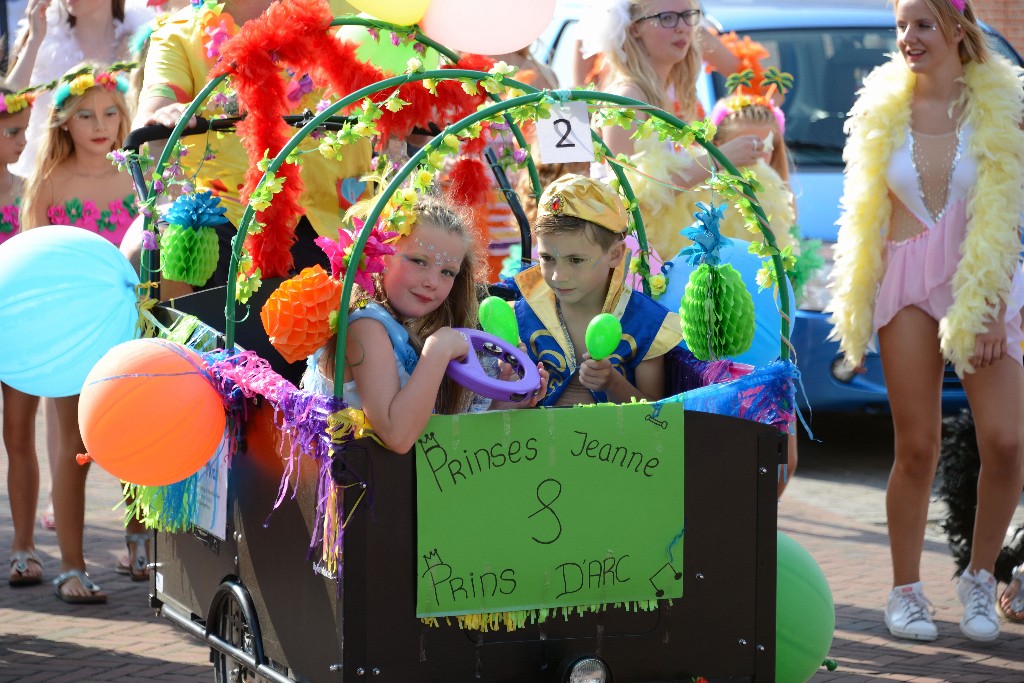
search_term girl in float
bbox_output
[21,63,141,603]
[583,0,766,257]
[828,0,1024,642]
[303,197,547,454]
[0,87,43,586]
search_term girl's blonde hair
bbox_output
[22,70,132,229]
[604,0,703,118]
[357,196,484,415]
[714,103,791,181]
[893,0,988,64]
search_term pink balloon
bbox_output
[420,0,555,55]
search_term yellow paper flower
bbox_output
[69,74,95,97]
[2,93,29,114]
[649,273,667,296]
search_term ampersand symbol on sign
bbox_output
[528,478,563,545]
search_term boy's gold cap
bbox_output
[537,174,628,234]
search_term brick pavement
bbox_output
[0,406,1021,681]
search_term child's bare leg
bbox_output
[3,384,41,579]
[51,395,101,599]
[42,398,59,528]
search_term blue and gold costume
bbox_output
[513,260,683,406]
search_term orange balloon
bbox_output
[260,265,343,364]
[79,338,226,486]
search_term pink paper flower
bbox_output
[205,20,233,59]
[315,225,397,291]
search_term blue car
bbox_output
[538,0,1024,413]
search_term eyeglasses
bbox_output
[635,9,702,29]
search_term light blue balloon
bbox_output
[0,226,140,397]
[660,239,793,367]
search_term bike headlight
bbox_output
[566,656,610,683]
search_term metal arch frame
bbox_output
[141,16,789,403]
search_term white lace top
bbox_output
[11,0,154,179]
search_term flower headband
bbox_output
[949,0,965,12]
[0,86,42,115]
[53,62,135,110]
[708,35,792,136]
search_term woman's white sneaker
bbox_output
[884,582,938,641]
[958,569,999,642]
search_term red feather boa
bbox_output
[210,0,493,276]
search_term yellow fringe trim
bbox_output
[419,600,664,633]
[319,407,372,575]
[626,138,797,257]
[830,57,1024,374]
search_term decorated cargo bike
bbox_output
[0,4,834,681]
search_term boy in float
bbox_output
[513,174,683,406]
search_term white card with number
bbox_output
[536,100,596,165]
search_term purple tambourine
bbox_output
[446,328,541,402]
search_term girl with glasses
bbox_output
[579,0,768,256]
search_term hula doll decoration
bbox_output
[159,190,229,286]
[679,202,755,360]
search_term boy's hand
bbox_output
[492,350,549,409]
[578,353,618,392]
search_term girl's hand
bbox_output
[718,134,769,168]
[424,326,470,362]
[970,316,1007,370]
[578,353,617,392]
[25,0,49,41]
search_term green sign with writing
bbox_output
[415,402,685,617]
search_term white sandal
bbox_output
[118,532,151,582]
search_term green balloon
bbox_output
[776,531,835,683]
[479,296,519,346]
[585,313,622,361]
[336,20,441,76]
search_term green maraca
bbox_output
[479,296,520,346]
[585,313,622,360]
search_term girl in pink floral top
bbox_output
[20,64,136,604]
[0,86,41,590]
[0,89,28,247]
[46,194,138,246]
[22,63,136,246]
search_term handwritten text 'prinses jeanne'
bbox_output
[418,430,661,494]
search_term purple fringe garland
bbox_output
[204,349,355,567]
[662,359,797,433]
[664,346,755,394]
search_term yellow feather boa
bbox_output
[829,56,1024,375]
[626,138,798,257]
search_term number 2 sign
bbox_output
[535,101,596,165]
